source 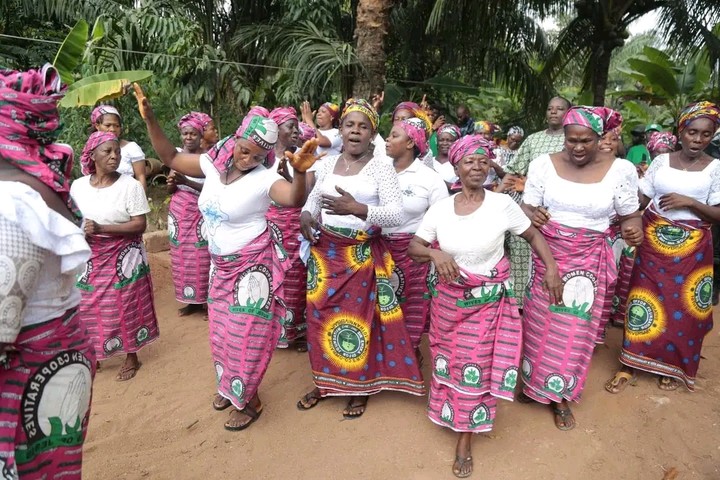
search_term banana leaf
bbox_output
[60,70,153,108]
[53,19,89,85]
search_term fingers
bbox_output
[132,82,145,99]
[335,186,347,195]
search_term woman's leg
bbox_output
[116,352,141,381]
[453,432,473,478]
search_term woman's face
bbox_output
[564,124,600,166]
[437,132,457,156]
[340,112,374,156]
[599,131,620,156]
[546,98,569,129]
[507,133,523,150]
[203,120,220,146]
[232,138,268,171]
[455,154,490,189]
[181,126,202,152]
[680,118,714,159]
[278,120,299,149]
[93,140,121,173]
[316,106,333,129]
[385,125,413,160]
[393,108,414,124]
[96,114,122,137]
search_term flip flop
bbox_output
[115,362,142,382]
[553,406,576,431]
[296,390,325,411]
[224,404,263,431]
[452,456,473,478]
[657,376,680,391]
[605,371,637,394]
[342,396,368,420]
[212,394,232,411]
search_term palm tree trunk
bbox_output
[592,45,614,106]
[352,0,395,98]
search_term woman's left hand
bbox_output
[658,193,694,211]
[622,224,644,247]
[323,187,360,216]
[541,266,564,305]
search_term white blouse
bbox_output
[198,154,282,255]
[433,159,457,184]
[384,160,449,234]
[117,141,145,177]
[0,182,90,342]
[303,154,403,231]
[524,154,639,231]
[640,153,720,221]
[416,191,531,275]
[71,174,150,225]
[317,128,343,156]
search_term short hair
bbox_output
[549,96,572,109]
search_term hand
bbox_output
[132,82,152,120]
[83,219,102,236]
[322,186,360,216]
[300,211,320,243]
[513,176,526,192]
[541,266,564,305]
[285,138,325,173]
[432,115,446,131]
[166,172,178,193]
[636,164,647,178]
[496,174,517,193]
[420,94,429,110]
[276,158,292,182]
[622,224,644,247]
[429,250,460,283]
[530,206,550,228]
[370,91,385,112]
[301,100,316,126]
[658,193,695,211]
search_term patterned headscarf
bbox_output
[178,111,212,134]
[647,131,678,154]
[209,114,279,173]
[437,124,462,139]
[398,118,429,157]
[0,64,80,219]
[91,104,121,125]
[507,126,524,137]
[678,101,720,132]
[80,131,118,175]
[473,120,500,135]
[562,106,606,136]
[269,106,298,127]
[341,98,379,131]
[448,134,496,166]
[596,107,623,135]
[298,122,316,143]
[392,101,420,121]
[320,102,340,125]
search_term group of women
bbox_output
[1,62,719,480]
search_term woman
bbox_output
[0,64,96,480]
[407,135,562,479]
[134,84,317,431]
[606,102,720,394]
[296,99,424,419]
[168,112,214,317]
[433,124,462,186]
[384,117,448,357]
[301,101,342,156]
[647,131,677,159]
[199,115,220,151]
[72,131,159,382]
[91,105,148,191]
[519,106,643,430]
[495,126,524,169]
[267,107,307,350]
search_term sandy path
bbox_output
[83,252,720,480]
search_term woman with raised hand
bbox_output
[301,101,342,156]
[606,102,720,394]
[134,84,319,431]
[0,64,96,480]
[519,106,643,431]
[384,117,448,360]
[91,104,148,191]
[408,135,562,479]
[167,112,214,317]
[72,131,159,382]
[296,99,424,419]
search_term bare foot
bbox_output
[115,353,141,382]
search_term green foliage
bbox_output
[52,19,88,84]
[60,71,154,107]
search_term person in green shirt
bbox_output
[625,124,651,165]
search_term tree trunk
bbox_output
[591,44,614,106]
[352,0,395,99]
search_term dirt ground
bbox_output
[83,252,720,480]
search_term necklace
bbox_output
[679,155,700,171]
[343,152,370,172]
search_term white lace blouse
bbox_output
[640,153,720,221]
[303,154,403,231]
[524,154,639,231]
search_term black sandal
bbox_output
[212,394,232,411]
[224,404,263,431]
[342,396,368,419]
[552,405,576,431]
[296,389,325,410]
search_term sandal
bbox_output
[212,394,232,411]
[295,339,308,353]
[605,370,637,394]
[552,405,576,431]
[657,376,680,391]
[342,396,368,419]
[296,389,325,410]
[115,361,142,382]
[224,403,263,431]
[452,456,473,478]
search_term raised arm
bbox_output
[133,83,203,178]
